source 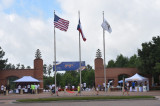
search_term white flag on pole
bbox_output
[101,19,112,33]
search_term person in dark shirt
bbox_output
[132,81,135,89]
[123,83,129,95]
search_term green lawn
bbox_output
[17,96,155,102]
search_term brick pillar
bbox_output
[34,59,43,91]
[94,58,104,87]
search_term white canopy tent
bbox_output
[13,76,40,82]
[125,73,149,91]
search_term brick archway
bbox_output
[94,58,139,87]
[118,73,130,81]
[0,59,43,90]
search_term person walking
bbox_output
[76,84,80,96]
[123,83,129,95]
[56,87,59,96]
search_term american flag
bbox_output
[54,14,69,31]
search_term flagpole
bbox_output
[78,11,82,95]
[103,11,107,92]
[54,10,57,94]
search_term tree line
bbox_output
[107,36,160,84]
[43,65,95,89]
[107,54,140,68]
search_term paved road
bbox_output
[0,99,160,106]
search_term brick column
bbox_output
[34,59,43,91]
[94,58,104,87]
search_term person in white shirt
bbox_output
[81,84,83,91]
[35,84,38,94]
[49,85,52,90]
[18,85,21,94]
[35,84,37,90]
[83,83,86,90]
[72,85,75,91]
[1,85,4,94]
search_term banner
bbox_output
[53,61,85,71]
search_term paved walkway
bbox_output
[0,90,160,104]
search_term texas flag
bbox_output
[77,19,86,41]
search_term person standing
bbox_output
[83,83,86,91]
[35,84,38,94]
[76,84,80,96]
[18,85,21,94]
[31,84,33,94]
[132,81,135,90]
[37,84,40,94]
[96,85,99,95]
[3,85,6,95]
[127,82,130,91]
[33,83,35,94]
[72,85,75,91]
[81,84,83,91]
[27,84,30,93]
[1,84,4,94]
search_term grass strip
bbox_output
[17,96,155,102]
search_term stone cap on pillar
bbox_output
[96,49,102,58]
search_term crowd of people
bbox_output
[17,83,40,94]
[0,83,40,95]
[1,81,148,96]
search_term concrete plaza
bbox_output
[0,90,160,105]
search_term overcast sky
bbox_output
[0,0,160,69]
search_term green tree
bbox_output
[115,54,129,67]
[138,36,160,74]
[5,63,12,69]
[138,36,160,84]
[63,71,73,86]
[0,47,7,70]
[81,65,95,88]
[43,76,54,89]
[16,63,20,69]
[47,64,52,77]
[21,64,25,69]
[154,63,160,73]
[43,64,47,76]
[11,64,15,69]
[128,54,141,68]
[26,66,31,69]
[56,73,62,87]
[107,60,115,68]
[107,54,140,68]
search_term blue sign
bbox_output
[53,61,85,71]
